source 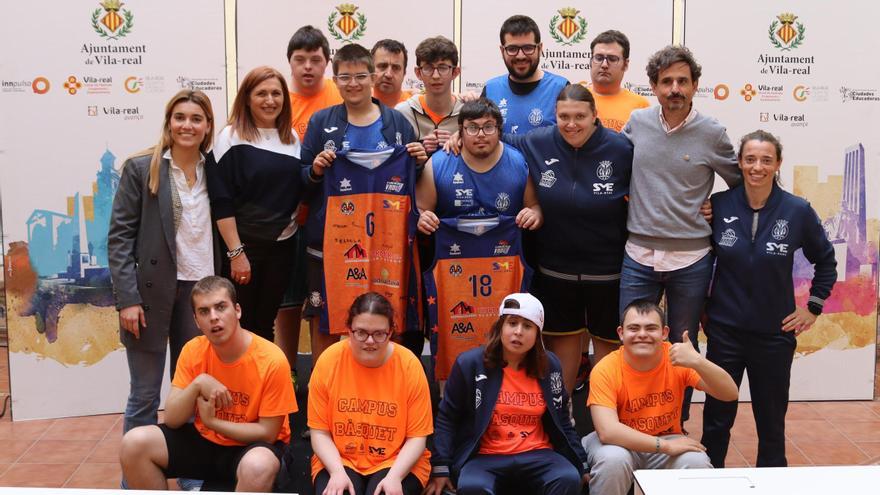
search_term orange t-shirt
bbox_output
[374,89,413,108]
[479,366,552,455]
[172,333,298,446]
[290,81,343,140]
[588,86,650,132]
[308,341,433,484]
[588,342,701,436]
[418,95,447,126]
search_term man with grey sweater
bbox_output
[620,45,741,423]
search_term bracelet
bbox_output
[226,244,245,259]
[655,436,661,453]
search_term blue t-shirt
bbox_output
[432,145,528,218]
[343,117,387,151]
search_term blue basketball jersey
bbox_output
[484,71,567,134]
[432,146,528,218]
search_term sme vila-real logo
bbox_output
[91,0,134,40]
[769,12,805,51]
[328,4,366,43]
[549,7,588,46]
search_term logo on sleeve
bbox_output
[718,228,737,247]
[550,371,563,394]
[475,389,482,409]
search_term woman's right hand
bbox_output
[423,476,455,495]
[119,304,146,338]
[323,469,356,495]
[230,252,252,285]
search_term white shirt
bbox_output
[625,105,710,272]
[164,149,214,280]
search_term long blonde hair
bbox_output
[228,66,294,145]
[128,89,215,196]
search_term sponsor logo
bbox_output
[723,216,739,224]
[340,201,355,215]
[327,3,367,43]
[372,267,400,288]
[91,0,134,40]
[454,188,474,207]
[493,240,511,255]
[87,106,98,116]
[395,132,402,145]
[544,158,559,166]
[32,77,51,94]
[766,242,789,256]
[768,112,808,127]
[368,446,386,457]
[324,126,338,133]
[339,178,352,192]
[714,84,730,100]
[346,267,367,280]
[452,172,464,184]
[98,105,143,120]
[550,372,563,394]
[123,76,141,93]
[539,170,557,188]
[344,243,368,261]
[451,322,475,334]
[450,301,475,317]
[624,82,654,98]
[309,291,323,308]
[449,243,461,256]
[448,264,463,277]
[593,182,613,195]
[382,199,402,211]
[740,83,757,102]
[718,228,737,247]
[840,87,880,103]
[384,176,404,193]
[771,219,789,240]
[492,261,512,272]
[552,396,563,409]
[475,389,482,409]
[324,140,337,152]
[760,112,769,122]
[498,98,508,109]
[793,84,809,102]
[64,76,83,95]
[596,160,613,181]
[495,192,511,211]
[549,7,588,46]
[769,12,805,51]
[475,374,487,382]
[527,108,544,126]
[0,79,33,94]
[177,76,222,92]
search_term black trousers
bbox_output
[313,467,423,495]
[701,323,796,467]
[225,236,296,341]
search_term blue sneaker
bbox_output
[177,478,204,491]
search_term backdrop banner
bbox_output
[0,0,228,420]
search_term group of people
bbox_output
[108,13,837,495]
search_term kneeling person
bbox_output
[582,300,737,495]
[120,276,298,492]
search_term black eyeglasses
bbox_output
[503,44,538,56]
[417,64,454,76]
[463,123,498,136]
[351,329,390,343]
[591,54,622,65]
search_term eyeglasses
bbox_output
[351,329,390,343]
[591,54,622,65]
[503,44,538,56]
[463,123,498,136]
[417,64,454,76]
[335,73,372,85]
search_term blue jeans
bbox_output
[457,449,581,495]
[619,251,714,421]
[123,280,200,434]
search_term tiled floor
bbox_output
[1,347,879,488]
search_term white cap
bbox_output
[498,293,544,331]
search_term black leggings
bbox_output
[313,467,422,495]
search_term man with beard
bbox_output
[482,15,568,134]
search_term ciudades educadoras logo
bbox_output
[328,4,366,43]
[769,12,804,51]
[549,7,588,46]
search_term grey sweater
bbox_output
[623,107,741,251]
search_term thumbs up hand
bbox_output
[669,330,702,369]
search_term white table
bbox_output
[634,465,880,495]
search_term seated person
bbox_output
[308,292,433,495]
[583,300,738,495]
[426,293,588,495]
[119,276,297,492]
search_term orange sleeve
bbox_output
[307,353,332,431]
[171,340,200,390]
[404,357,434,438]
[259,352,299,418]
[683,367,702,390]
[587,360,620,410]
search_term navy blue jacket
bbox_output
[300,99,417,250]
[432,347,589,480]
[707,184,837,333]
[504,123,633,277]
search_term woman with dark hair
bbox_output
[308,292,433,495]
[206,66,305,342]
[701,130,837,468]
[109,89,219,434]
[426,293,588,495]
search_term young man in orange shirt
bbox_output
[120,276,298,492]
[582,300,737,495]
[371,39,412,108]
[587,30,649,132]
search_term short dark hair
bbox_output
[590,30,631,59]
[371,39,408,69]
[499,15,541,44]
[646,45,702,85]
[190,276,237,311]
[483,299,548,379]
[557,84,596,114]
[458,97,503,128]
[332,43,374,74]
[620,299,666,326]
[415,36,459,67]
[346,292,397,333]
[287,25,330,62]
